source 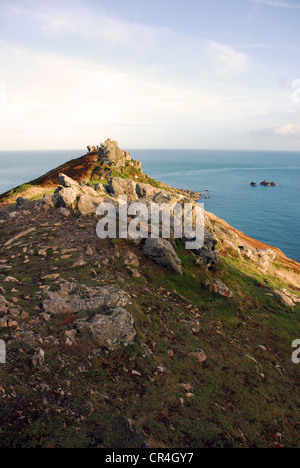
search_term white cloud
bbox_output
[274,123,300,134]
[207,42,251,75]
[252,123,300,136]
[248,0,300,9]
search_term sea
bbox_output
[0,149,299,263]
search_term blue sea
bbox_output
[0,149,299,262]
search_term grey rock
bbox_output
[58,174,80,189]
[211,279,233,298]
[106,177,137,201]
[42,194,55,208]
[53,173,104,214]
[193,229,219,269]
[42,282,130,316]
[54,186,78,209]
[274,289,300,308]
[98,139,135,169]
[77,194,102,216]
[94,183,107,195]
[76,307,136,351]
[143,238,183,275]
[136,183,162,199]
[57,207,71,217]
[87,145,99,153]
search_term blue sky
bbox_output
[0,0,299,150]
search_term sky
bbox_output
[0,0,299,150]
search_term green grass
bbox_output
[0,213,299,448]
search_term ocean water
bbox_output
[0,149,299,262]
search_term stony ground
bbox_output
[0,200,300,448]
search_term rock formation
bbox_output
[143,238,183,275]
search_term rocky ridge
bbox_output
[0,139,299,448]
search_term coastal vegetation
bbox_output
[0,140,299,448]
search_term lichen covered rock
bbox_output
[76,307,136,351]
[143,238,183,275]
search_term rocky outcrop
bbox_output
[98,139,132,169]
[250,182,258,187]
[143,238,183,275]
[42,281,130,316]
[136,183,162,199]
[77,194,100,216]
[193,229,220,269]
[52,173,105,215]
[208,279,233,298]
[208,213,278,273]
[260,180,277,187]
[76,307,136,351]
[87,139,141,172]
[106,177,137,201]
[274,289,300,308]
[42,282,135,350]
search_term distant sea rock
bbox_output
[260,180,277,187]
[250,182,258,187]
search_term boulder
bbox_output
[54,186,78,209]
[193,229,220,269]
[274,289,300,308]
[42,194,55,208]
[42,282,130,316]
[211,279,233,298]
[78,194,101,216]
[106,177,137,201]
[58,174,81,189]
[53,173,104,213]
[250,182,258,187]
[76,307,136,351]
[136,183,162,199]
[143,238,183,275]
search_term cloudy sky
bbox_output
[0,0,299,150]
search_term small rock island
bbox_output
[250,180,277,187]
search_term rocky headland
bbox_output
[0,139,299,448]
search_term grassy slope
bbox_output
[0,209,299,448]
